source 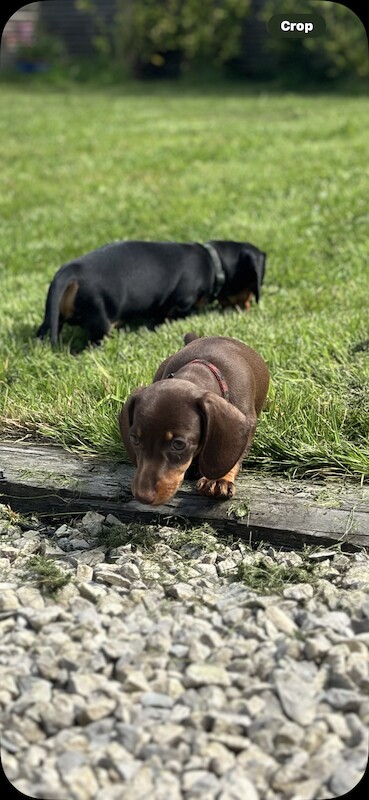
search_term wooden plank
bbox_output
[1,442,368,551]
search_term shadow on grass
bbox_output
[20,305,220,355]
[1,71,368,99]
[16,321,89,354]
[351,339,369,354]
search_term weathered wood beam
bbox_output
[1,442,368,551]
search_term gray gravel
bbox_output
[1,503,368,799]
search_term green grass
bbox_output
[236,548,318,594]
[99,519,344,595]
[26,555,72,597]
[1,81,369,481]
[99,520,228,555]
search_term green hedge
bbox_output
[261,0,369,81]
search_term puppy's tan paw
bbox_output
[197,476,236,500]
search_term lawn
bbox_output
[1,80,368,481]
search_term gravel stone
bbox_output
[62,763,99,800]
[0,588,20,611]
[182,768,219,793]
[283,583,314,601]
[76,696,117,725]
[80,511,105,536]
[218,769,259,800]
[304,633,331,660]
[323,688,362,711]
[329,759,365,797]
[119,562,141,581]
[116,668,151,692]
[165,582,194,601]
[216,557,239,576]
[185,664,231,688]
[264,605,298,634]
[274,661,323,725]
[141,692,174,708]
[1,504,368,799]
[76,564,94,582]
[17,586,45,608]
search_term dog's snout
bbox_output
[133,486,157,505]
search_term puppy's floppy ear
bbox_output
[241,247,266,303]
[118,387,146,465]
[197,393,251,480]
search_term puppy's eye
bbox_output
[171,438,187,451]
[129,433,140,447]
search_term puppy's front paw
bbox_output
[197,476,236,500]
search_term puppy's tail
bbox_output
[184,332,200,345]
[37,265,78,347]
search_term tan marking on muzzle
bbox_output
[151,462,192,505]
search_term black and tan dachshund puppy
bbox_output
[119,333,269,506]
[37,240,266,346]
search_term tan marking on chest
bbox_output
[221,289,253,310]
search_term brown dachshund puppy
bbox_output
[119,334,269,506]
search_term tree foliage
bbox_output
[78,0,250,73]
[119,0,250,66]
[262,0,369,80]
[75,0,368,81]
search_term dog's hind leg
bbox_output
[85,299,111,345]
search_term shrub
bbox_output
[261,0,369,81]
[77,0,250,77]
